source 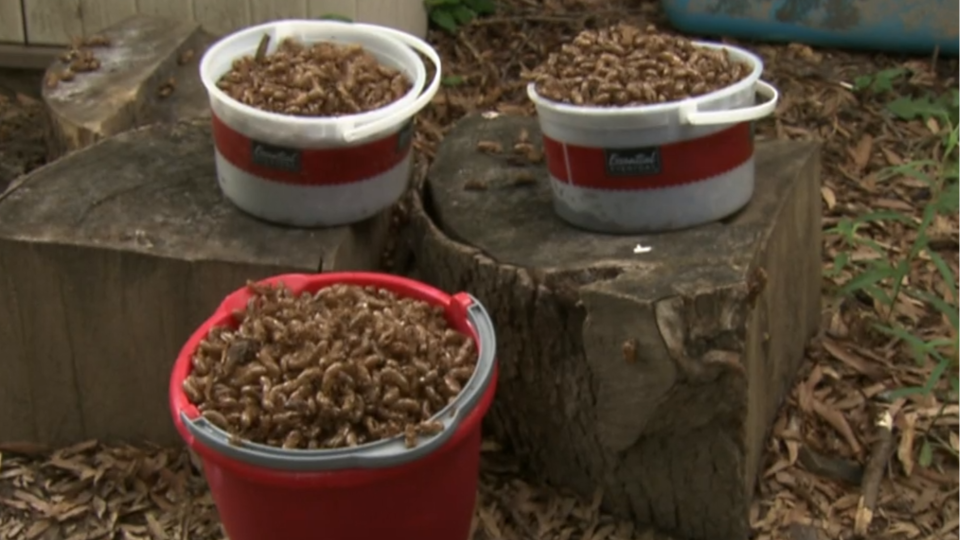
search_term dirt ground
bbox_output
[0,0,957,539]
[0,68,45,194]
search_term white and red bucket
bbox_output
[527,42,779,234]
[199,21,441,227]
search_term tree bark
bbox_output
[0,119,391,445]
[399,114,822,540]
[42,15,214,160]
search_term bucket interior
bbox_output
[202,23,422,92]
[526,41,767,134]
[199,21,428,143]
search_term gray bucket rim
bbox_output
[180,292,496,471]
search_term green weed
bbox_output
[425,0,496,33]
[315,1,495,34]
[316,13,354,22]
[853,67,908,93]
[827,79,959,464]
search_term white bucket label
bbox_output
[251,142,302,172]
[604,148,662,176]
[211,113,414,186]
[544,122,753,190]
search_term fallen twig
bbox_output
[798,445,864,485]
[854,410,896,537]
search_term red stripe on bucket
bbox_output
[211,114,413,186]
[543,122,753,190]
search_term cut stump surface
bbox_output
[42,15,214,160]
[402,114,822,540]
[0,119,391,446]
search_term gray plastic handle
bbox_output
[181,294,496,471]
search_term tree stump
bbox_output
[42,15,215,160]
[400,114,822,540]
[0,119,392,446]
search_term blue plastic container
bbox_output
[661,0,958,56]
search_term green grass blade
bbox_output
[876,323,935,365]
[887,385,926,399]
[908,288,959,330]
[927,251,959,305]
[841,263,895,296]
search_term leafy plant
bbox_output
[827,84,959,461]
[316,13,354,22]
[425,0,496,33]
[853,67,908,93]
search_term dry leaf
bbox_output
[850,134,873,172]
[950,432,959,453]
[478,505,502,538]
[23,520,52,540]
[822,338,885,379]
[145,512,166,539]
[898,412,918,476]
[821,186,837,210]
[853,497,872,536]
[879,146,904,165]
[798,365,823,413]
[873,198,914,212]
[811,398,862,455]
[939,517,960,538]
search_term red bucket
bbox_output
[169,272,498,540]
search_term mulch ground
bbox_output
[0,69,45,194]
[0,1,957,539]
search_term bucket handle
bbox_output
[678,80,778,126]
[339,24,442,143]
[179,294,496,472]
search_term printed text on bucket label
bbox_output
[251,142,302,172]
[604,147,662,176]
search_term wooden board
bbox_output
[19,0,427,48]
[307,0,356,20]
[191,0,250,38]
[399,114,823,540]
[42,14,216,160]
[133,0,194,23]
[78,0,138,36]
[0,118,393,445]
[249,0,308,25]
[0,44,60,70]
[0,0,25,43]
[354,0,427,40]
[23,0,83,46]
